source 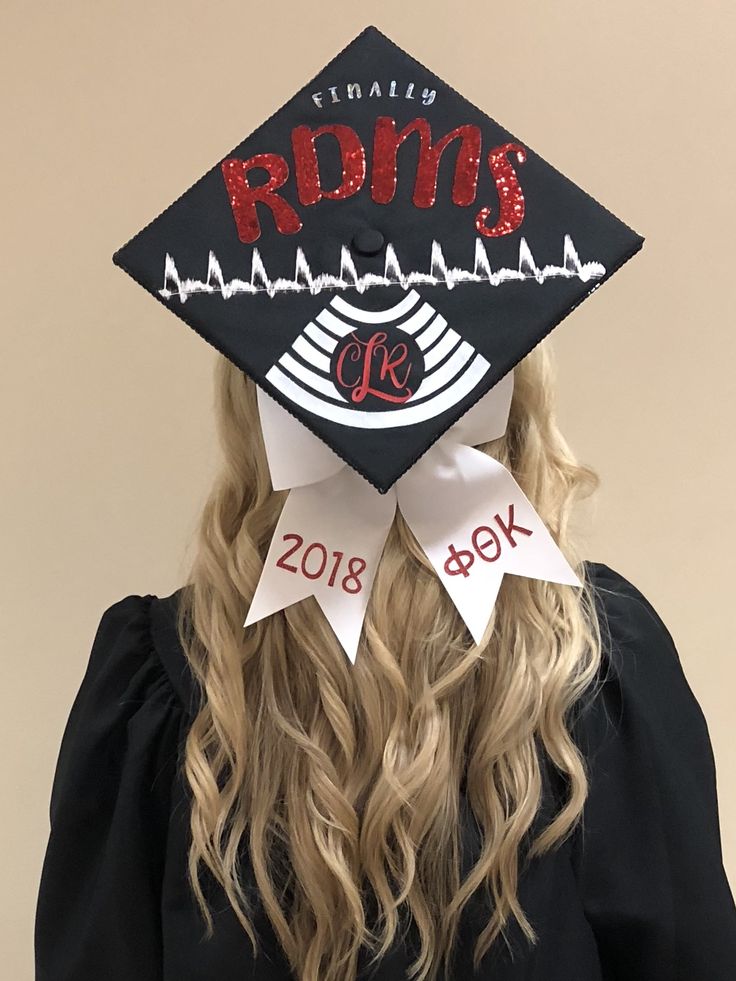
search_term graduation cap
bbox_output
[113,25,643,494]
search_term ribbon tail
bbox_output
[314,591,371,665]
[245,468,396,663]
[398,441,581,645]
[244,494,315,625]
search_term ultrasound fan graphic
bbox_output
[265,289,491,428]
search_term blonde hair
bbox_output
[176,341,602,981]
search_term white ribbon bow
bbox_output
[244,374,580,662]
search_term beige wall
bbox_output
[3,1,734,977]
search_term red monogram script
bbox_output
[335,330,415,404]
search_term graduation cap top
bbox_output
[114,25,643,493]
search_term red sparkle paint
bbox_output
[475,143,527,238]
[371,116,482,207]
[220,154,302,244]
[291,124,366,206]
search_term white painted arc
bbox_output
[407,342,475,402]
[315,299,435,339]
[278,353,350,402]
[423,328,460,371]
[315,308,360,337]
[415,315,447,351]
[330,289,421,323]
[292,335,331,373]
[304,322,338,352]
[391,302,435,335]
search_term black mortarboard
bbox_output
[113,25,643,493]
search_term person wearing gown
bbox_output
[34,364,736,981]
[35,27,736,978]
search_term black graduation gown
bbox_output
[34,562,736,980]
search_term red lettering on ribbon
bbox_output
[472,525,502,562]
[494,504,533,547]
[443,505,534,578]
[274,534,366,594]
[444,544,475,578]
[275,533,303,572]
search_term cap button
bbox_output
[351,228,385,257]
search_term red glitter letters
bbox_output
[221,122,527,241]
[372,116,481,207]
[221,154,302,244]
[291,124,366,205]
[475,143,527,238]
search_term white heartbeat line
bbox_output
[158,235,607,303]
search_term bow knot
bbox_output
[245,374,580,662]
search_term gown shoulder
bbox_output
[35,591,190,981]
[572,560,736,980]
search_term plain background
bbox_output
[3,2,734,978]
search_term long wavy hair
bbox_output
[175,340,602,981]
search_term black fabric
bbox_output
[35,562,736,980]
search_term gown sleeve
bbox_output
[35,594,185,981]
[572,563,736,980]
